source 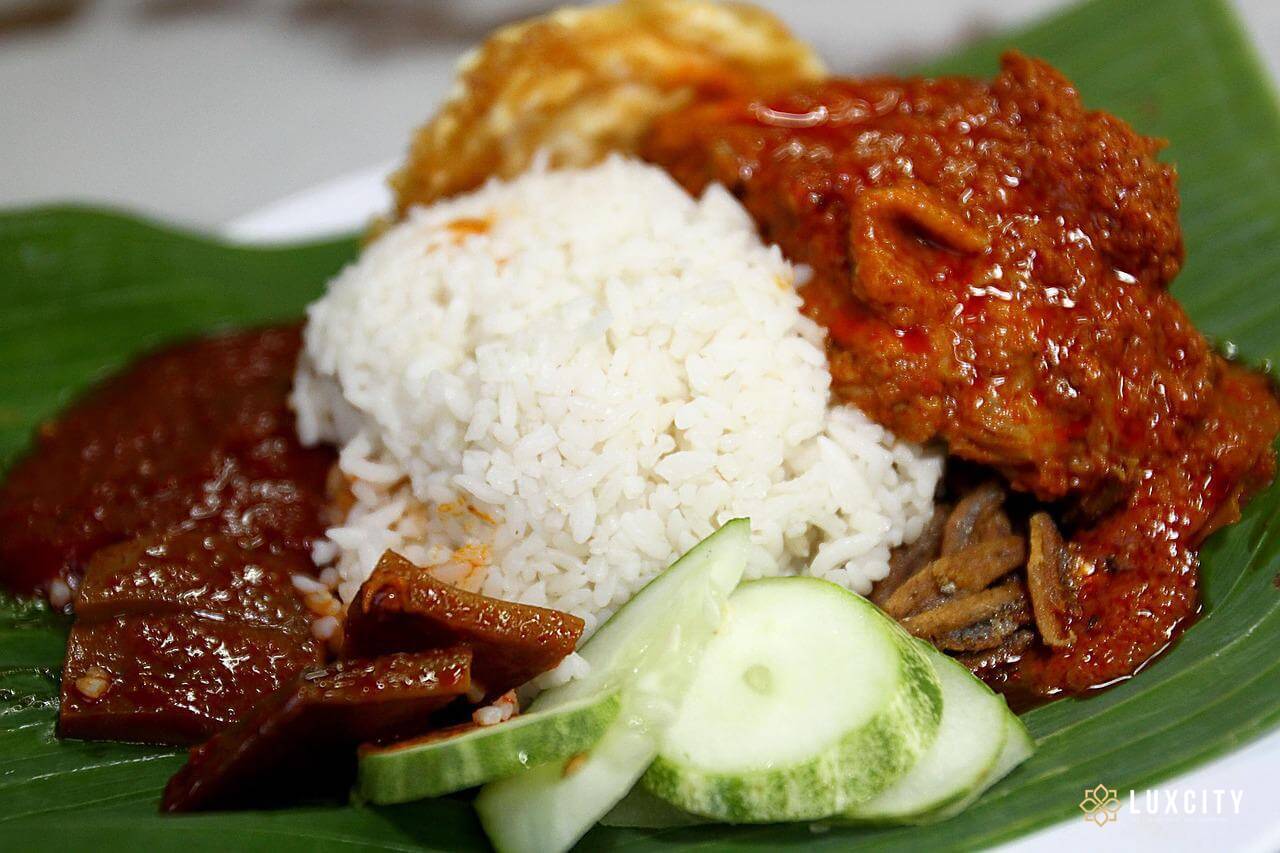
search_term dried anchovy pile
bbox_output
[870,482,1078,672]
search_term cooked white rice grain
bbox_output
[294,156,942,635]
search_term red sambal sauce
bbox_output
[643,52,1280,697]
[0,325,334,598]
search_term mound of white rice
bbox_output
[294,156,942,635]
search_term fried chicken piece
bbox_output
[643,53,1280,693]
[389,0,823,216]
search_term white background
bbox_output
[7,1,1280,850]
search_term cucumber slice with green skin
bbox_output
[477,712,656,851]
[356,691,621,803]
[533,519,749,714]
[609,643,1034,830]
[644,577,943,823]
[906,711,1034,825]
[841,643,1008,823]
[475,519,750,853]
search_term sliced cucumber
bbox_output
[644,577,943,823]
[842,643,1007,822]
[476,713,658,848]
[983,714,1035,792]
[909,711,1034,825]
[606,646,1034,830]
[356,691,621,802]
[534,520,748,714]
[475,519,750,853]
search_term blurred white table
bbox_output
[2,0,1278,229]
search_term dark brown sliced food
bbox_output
[873,481,1046,664]
[882,565,942,619]
[972,505,1014,541]
[941,483,1006,556]
[870,506,947,607]
[956,628,1036,672]
[75,525,314,633]
[899,580,1029,640]
[931,534,1026,594]
[931,616,1027,653]
[162,648,471,812]
[1025,513,1077,647]
[344,551,584,698]
[60,614,322,745]
[0,325,332,596]
[875,485,1038,677]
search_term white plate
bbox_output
[224,165,1280,853]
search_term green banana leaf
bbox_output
[2,0,1279,848]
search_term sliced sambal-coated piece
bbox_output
[75,525,314,634]
[0,325,333,596]
[344,551,584,698]
[162,648,471,812]
[63,524,323,745]
[60,613,322,745]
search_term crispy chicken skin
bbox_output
[643,53,1280,693]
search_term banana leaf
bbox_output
[2,0,1279,848]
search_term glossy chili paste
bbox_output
[643,52,1280,696]
[0,325,332,596]
[0,326,336,744]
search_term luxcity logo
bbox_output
[1080,783,1246,826]
[1079,784,1121,826]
